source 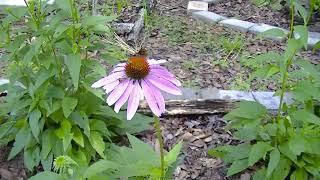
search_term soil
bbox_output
[140,115,235,180]
[208,0,320,32]
[0,146,27,180]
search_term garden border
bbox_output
[188,0,320,48]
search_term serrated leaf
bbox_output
[55,120,72,152]
[65,54,81,90]
[89,131,105,158]
[29,108,42,142]
[227,158,249,176]
[266,148,280,177]
[62,97,78,118]
[165,141,183,165]
[248,142,272,166]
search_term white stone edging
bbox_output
[188,0,320,48]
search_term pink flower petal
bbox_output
[147,75,182,95]
[103,80,119,94]
[150,65,174,76]
[150,72,181,86]
[114,80,134,113]
[110,66,125,74]
[127,82,142,120]
[107,79,130,106]
[145,80,165,113]
[141,80,161,117]
[92,71,125,88]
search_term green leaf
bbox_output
[227,159,249,176]
[8,125,31,160]
[24,146,40,171]
[248,142,272,166]
[55,0,71,15]
[69,112,90,137]
[41,153,53,171]
[82,16,117,27]
[253,168,268,180]
[55,120,72,152]
[41,129,56,159]
[294,2,308,25]
[224,101,267,121]
[290,168,308,180]
[72,126,84,147]
[251,64,279,80]
[234,126,258,141]
[65,54,81,90]
[288,134,309,155]
[29,171,64,180]
[266,148,280,177]
[258,28,287,39]
[294,25,308,48]
[0,121,15,139]
[83,160,119,178]
[62,97,78,118]
[29,108,42,142]
[165,141,183,165]
[89,131,105,158]
[270,157,292,180]
[127,133,159,164]
[312,41,320,53]
[291,109,320,125]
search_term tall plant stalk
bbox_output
[154,116,165,179]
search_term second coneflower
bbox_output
[92,49,182,120]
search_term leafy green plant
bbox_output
[208,1,320,179]
[30,133,183,179]
[0,0,152,173]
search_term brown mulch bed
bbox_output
[140,115,236,180]
[208,0,320,32]
[0,146,27,180]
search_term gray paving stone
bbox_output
[308,32,320,47]
[191,11,226,23]
[249,23,277,34]
[219,19,256,32]
[188,1,208,12]
[252,92,292,110]
[200,0,223,4]
[0,0,54,6]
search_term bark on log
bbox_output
[137,99,237,115]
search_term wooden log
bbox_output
[137,99,237,115]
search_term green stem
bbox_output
[154,116,165,180]
[277,2,295,121]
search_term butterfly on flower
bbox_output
[92,35,182,120]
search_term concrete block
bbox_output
[188,1,208,12]
[191,11,226,23]
[219,19,256,32]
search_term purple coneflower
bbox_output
[92,52,182,120]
